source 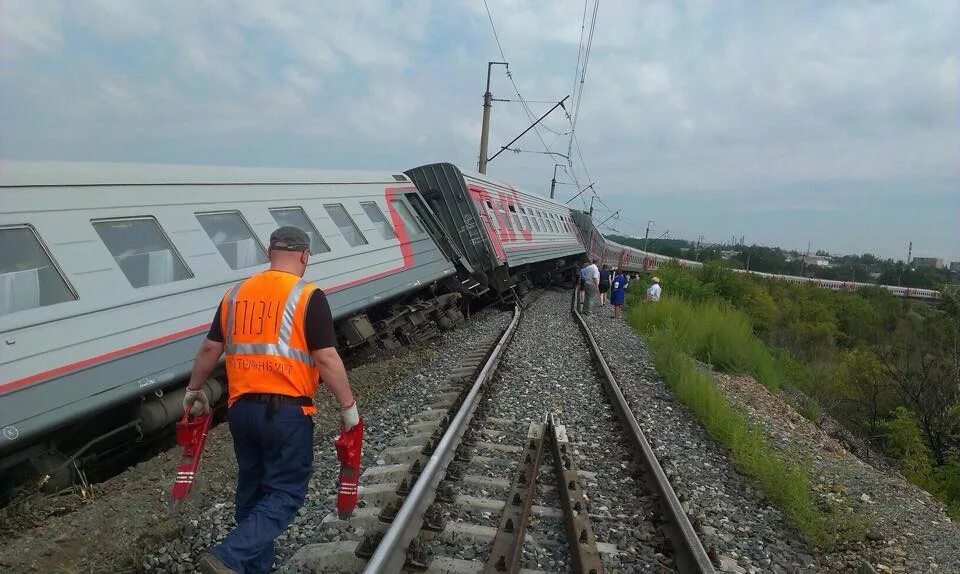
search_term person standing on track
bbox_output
[583,258,600,315]
[578,259,590,309]
[598,264,611,306]
[182,226,360,574]
[645,276,662,302]
[610,268,628,319]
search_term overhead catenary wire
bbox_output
[482,0,602,217]
[561,0,600,215]
[482,0,557,155]
[569,0,600,145]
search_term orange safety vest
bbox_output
[220,270,321,415]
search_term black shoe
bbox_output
[197,552,238,574]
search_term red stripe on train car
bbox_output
[1,187,419,395]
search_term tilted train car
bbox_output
[405,163,585,298]
[0,161,466,480]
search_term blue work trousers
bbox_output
[211,400,313,574]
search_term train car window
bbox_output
[498,204,513,230]
[269,207,330,254]
[324,204,368,247]
[360,201,397,240]
[535,210,547,232]
[390,199,424,234]
[508,205,523,230]
[483,200,500,231]
[92,217,194,288]
[549,214,559,233]
[196,211,270,270]
[521,207,540,232]
[0,225,77,314]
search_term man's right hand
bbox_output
[341,401,360,431]
[183,388,210,416]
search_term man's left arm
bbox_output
[186,338,225,392]
[183,306,226,415]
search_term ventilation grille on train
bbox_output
[392,174,407,182]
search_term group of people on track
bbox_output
[577,258,661,318]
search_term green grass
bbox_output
[628,297,869,548]
[628,297,783,390]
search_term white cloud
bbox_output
[0,0,63,60]
[0,0,957,258]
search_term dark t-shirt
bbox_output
[599,270,611,284]
[207,289,337,350]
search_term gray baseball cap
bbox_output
[269,226,310,251]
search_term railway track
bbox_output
[278,289,715,573]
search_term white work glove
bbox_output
[341,401,360,431]
[183,388,210,416]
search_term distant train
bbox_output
[578,225,942,301]
[0,160,940,486]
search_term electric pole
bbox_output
[907,241,913,266]
[695,234,703,261]
[549,163,564,199]
[478,61,508,174]
[643,220,654,252]
[800,240,811,277]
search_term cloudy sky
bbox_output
[2,1,957,262]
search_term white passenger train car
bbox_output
[0,161,462,476]
[405,163,585,295]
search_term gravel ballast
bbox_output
[474,290,673,572]
[0,307,511,574]
[140,306,513,573]
[584,309,822,573]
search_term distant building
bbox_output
[949,261,960,273]
[802,255,832,268]
[912,257,944,269]
[720,250,740,260]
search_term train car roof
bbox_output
[456,165,576,210]
[0,160,411,187]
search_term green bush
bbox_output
[627,296,782,390]
[636,261,960,518]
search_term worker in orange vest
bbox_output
[182,226,358,574]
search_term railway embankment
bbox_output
[2,288,957,573]
[595,272,960,572]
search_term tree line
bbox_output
[648,262,960,516]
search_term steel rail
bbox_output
[364,304,522,573]
[571,290,716,574]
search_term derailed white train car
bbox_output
[0,161,464,482]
